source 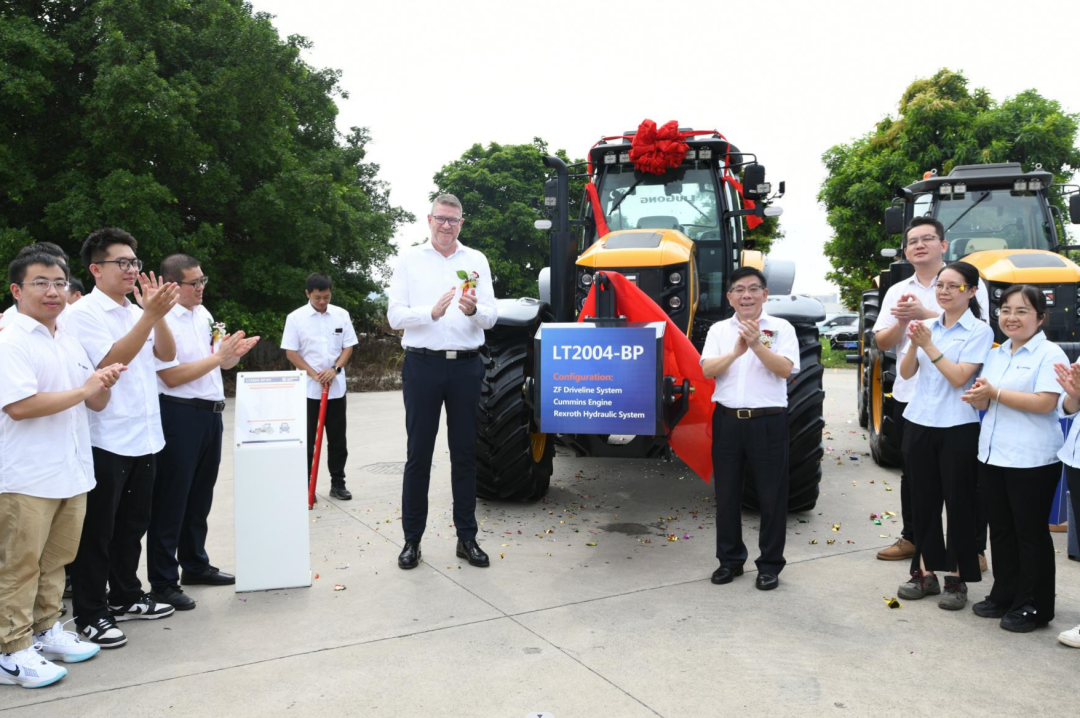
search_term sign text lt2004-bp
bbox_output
[551,344,646,361]
[538,325,660,436]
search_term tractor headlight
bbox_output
[581,272,593,287]
[668,271,683,285]
[1075,285,1080,303]
[668,296,682,309]
[993,307,1001,318]
[993,287,1004,301]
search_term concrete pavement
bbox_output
[2,369,1077,717]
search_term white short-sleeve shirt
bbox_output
[155,303,224,401]
[0,313,96,498]
[700,311,800,408]
[64,287,177,456]
[280,303,359,400]
[873,269,989,404]
[977,332,1066,468]
[903,309,995,428]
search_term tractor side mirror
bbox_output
[884,206,905,235]
[742,164,768,200]
[1070,194,1080,224]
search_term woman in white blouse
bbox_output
[962,285,1065,633]
[895,262,994,611]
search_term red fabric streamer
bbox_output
[724,176,764,230]
[577,272,715,482]
[629,119,690,175]
[584,182,611,239]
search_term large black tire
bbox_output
[744,322,825,512]
[866,296,903,467]
[475,323,555,501]
[856,290,878,429]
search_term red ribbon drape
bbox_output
[577,272,715,482]
[584,182,611,239]
[723,176,764,230]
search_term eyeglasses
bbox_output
[432,216,463,226]
[177,276,209,288]
[728,284,765,296]
[999,307,1034,318]
[936,283,972,294]
[20,279,71,292]
[906,234,941,247]
[96,258,143,272]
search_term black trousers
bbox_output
[401,352,483,543]
[70,449,155,626]
[896,401,986,550]
[903,422,982,582]
[307,395,348,488]
[712,407,789,574]
[980,461,1060,622]
[1068,466,1080,555]
[147,399,223,588]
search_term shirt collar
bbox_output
[934,307,978,331]
[9,311,53,336]
[1001,330,1047,355]
[88,286,131,311]
[420,240,468,259]
[307,302,330,316]
[170,303,193,319]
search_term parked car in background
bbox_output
[818,313,857,332]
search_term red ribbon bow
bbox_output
[628,119,689,175]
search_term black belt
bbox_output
[406,347,481,360]
[718,405,784,419]
[161,395,226,413]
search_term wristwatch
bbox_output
[334,366,343,374]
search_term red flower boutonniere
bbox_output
[759,329,774,349]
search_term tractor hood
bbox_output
[963,250,1080,284]
[576,228,694,268]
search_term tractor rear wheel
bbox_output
[857,289,879,429]
[475,322,555,501]
[743,321,825,512]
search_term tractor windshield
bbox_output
[936,189,1055,261]
[596,166,720,240]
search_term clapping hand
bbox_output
[458,287,478,316]
[431,287,456,320]
[738,318,761,349]
[906,320,932,349]
[962,376,994,405]
[1054,362,1080,401]
[85,363,126,396]
[133,272,178,320]
[891,293,925,322]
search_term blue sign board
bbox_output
[537,324,661,435]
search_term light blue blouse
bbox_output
[903,309,995,428]
[977,332,1066,468]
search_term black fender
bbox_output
[494,297,551,329]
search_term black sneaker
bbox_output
[78,616,127,648]
[149,585,196,611]
[329,485,352,500]
[108,594,175,622]
[1001,605,1040,633]
[972,596,1009,618]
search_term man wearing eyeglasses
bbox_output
[701,267,800,591]
[872,216,989,563]
[64,228,181,648]
[387,194,498,570]
[146,254,260,610]
[0,242,70,330]
[0,251,123,686]
[282,273,359,501]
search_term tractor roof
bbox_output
[589,129,742,167]
[906,162,1053,193]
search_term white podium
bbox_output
[233,370,311,592]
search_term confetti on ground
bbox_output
[500,553,505,559]
[826,539,836,545]
[333,584,346,591]
[886,487,893,491]
[586,542,597,547]
[667,534,678,542]
[809,540,818,545]
[831,524,841,532]
[884,596,901,609]
[878,534,890,538]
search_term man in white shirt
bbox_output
[872,216,990,563]
[387,193,498,570]
[148,254,259,610]
[282,273,359,501]
[0,251,123,687]
[65,228,181,648]
[701,267,800,591]
[0,242,70,330]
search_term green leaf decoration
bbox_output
[456,270,468,280]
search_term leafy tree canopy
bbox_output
[0,0,411,341]
[431,138,583,299]
[818,68,1080,308]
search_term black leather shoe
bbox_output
[456,539,490,567]
[1000,605,1039,633]
[972,597,1009,618]
[398,541,421,569]
[756,573,780,591]
[329,485,352,500]
[710,565,744,585]
[180,566,235,586]
[150,585,196,611]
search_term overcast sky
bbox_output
[252,0,1080,300]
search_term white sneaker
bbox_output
[34,621,100,663]
[1058,623,1080,648]
[108,594,174,621]
[0,644,67,688]
[78,616,127,648]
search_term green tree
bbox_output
[431,138,583,298]
[818,68,1080,308]
[0,0,411,341]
